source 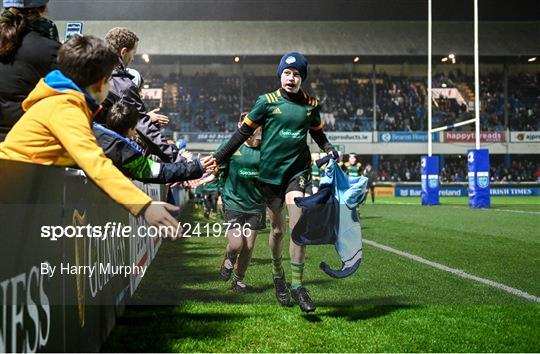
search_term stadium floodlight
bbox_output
[528,57,537,62]
[353,56,360,63]
[234,56,240,63]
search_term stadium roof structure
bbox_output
[54,20,539,61]
[45,0,538,62]
[48,0,539,22]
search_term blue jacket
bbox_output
[92,123,203,183]
[292,156,367,278]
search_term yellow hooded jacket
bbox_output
[0,70,151,215]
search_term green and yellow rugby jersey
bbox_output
[217,142,264,214]
[243,89,323,185]
[312,162,323,179]
[344,162,361,177]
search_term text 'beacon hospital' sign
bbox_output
[379,132,439,143]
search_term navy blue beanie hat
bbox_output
[277,51,308,81]
[3,0,49,8]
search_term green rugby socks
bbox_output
[290,261,305,289]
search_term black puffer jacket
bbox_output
[95,63,179,163]
[0,30,60,131]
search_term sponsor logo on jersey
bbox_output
[279,129,302,138]
[298,176,306,189]
[272,107,282,115]
[238,168,259,178]
[233,151,242,157]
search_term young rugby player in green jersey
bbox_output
[216,114,264,292]
[214,52,339,312]
[202,176,219,219]
[343,153,362,177]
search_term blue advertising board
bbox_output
[421,156,440,205]
[397,186,467,197]
[489,187,539,196]
[467,149,491,208]
[396,185,539,197]
[379,132,439,143]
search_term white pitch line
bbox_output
[364,239,540,303]
[373,202,540,215]
[374,201,418,205]
[449,205,540,215]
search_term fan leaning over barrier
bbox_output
[292,155,368,278]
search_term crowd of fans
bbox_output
[358,156,540,183]
[489,158,540,183]
[482,72,539,131]
[139,69,539,133]
[374,158,422,182]
[432,70,540,132]
[440,157,540,183]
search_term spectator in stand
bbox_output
[137,70,538,133]
[0,0,60,132]
[127,67,169,127]
[97,27,178,162]
[0,35,181,235]
[93,100,215,183]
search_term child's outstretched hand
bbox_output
[200,155,217,174]
[143,201,181,240]
[181,150,193,161]
[148,108,170,126]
